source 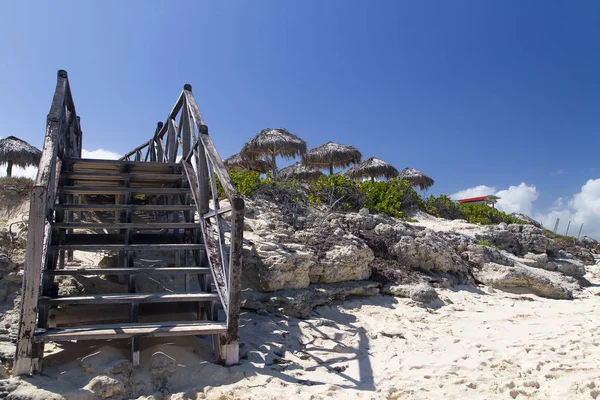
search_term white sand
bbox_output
[6,264,599,399]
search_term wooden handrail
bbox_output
[15,70,83,375]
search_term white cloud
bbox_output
[450,185,496,200]
[535,178,600,239]
[496,183,539,215]
[451,182,539,216]
[0,164,37,179]
[551,169,566,176]
[81,149,121,160]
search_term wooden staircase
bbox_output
[14,71,244,375]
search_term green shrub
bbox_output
[359,179,423,219]
[425,194,463,219]
[459,203,524,225]
[476,238,498,248]
[543,229,576,243]
[308,175,362,211]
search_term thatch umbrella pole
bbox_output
[329,161,334,176]
[6,161,12,177]
[271,151,277,178]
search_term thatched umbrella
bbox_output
[397,167,435,190]
[343,156,398,182]
[0,136,41,177]
[223,153,273,173]
[240,128,307,177]
[278,162,324,181]
[302,141,362,175]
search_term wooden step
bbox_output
[60,186,190,195]
[54,204,197,212]
[62,172,184,182]
[33,321,227,342]
[39,292,219,305]
[45,267,211,276]
[52,222,200,230]
[52,243,205,251]
[66,158,180,173]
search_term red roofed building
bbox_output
[457,195,500,208]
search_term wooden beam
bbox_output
[39,292,219,305]
[34,321,226,342]
[45,267,211,276]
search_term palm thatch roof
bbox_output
[0,136,41,167]
[343,157,398,181]
[240,128,307,176]
[302,141,362,175]
[397,167,435,190]
[278,162,324,181]
[0,136,41,177]
[224,153,273,173]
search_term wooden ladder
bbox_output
[14,71,244,375]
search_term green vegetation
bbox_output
[222,171,529,226]
[424,194,525,225]
[359,179,422,219]
[476,238,498,249]
[424,194,463,220]
[543,229,576,243]
[459,203,525,225]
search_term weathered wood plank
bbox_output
[54,204,196,211]
[45,267,211,276]
[52,243,204,251]
[39,292,219,305]
[52,222,200,230]
[203,205,232,219]
[13,188,50,376]
[34,321,227,342]
[223,197,244,365]
[63,172,183,181]
[60,186,189,195]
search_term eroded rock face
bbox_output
[254,242,314,292]
[392,231,470,276]
[472,262,573,300]
[482,225,553,256]
[309,243,374,284]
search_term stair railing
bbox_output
[121,85,244,365]
[14,70,83,375]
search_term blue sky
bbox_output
[1,1,599,236]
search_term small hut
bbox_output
[240,128,307,177]
[0,136,42,177]
[278,162,323,181]
[224,153,273,174]
[344,156,398,181]
[302,141,362,175]
[397,167,435,190]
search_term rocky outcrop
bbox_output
[240,198,593,314]
[482,224,553,256]
[241,281,380,317]
[472,262,573,299]
[511,213,543,228]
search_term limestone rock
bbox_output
[546,258,586,277]
[254,242,314,292]
[463,244,514,267]
[392,231,470,276]
[84,375,125,399]
[150,351,177,376]
[523,253,549,269]
[410,283,440,303]
[241,281,380,318]
[309,243,374,284]
[472,262,573,300]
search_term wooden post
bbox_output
[219,196,244,366]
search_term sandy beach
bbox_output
[2,261,597,399]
